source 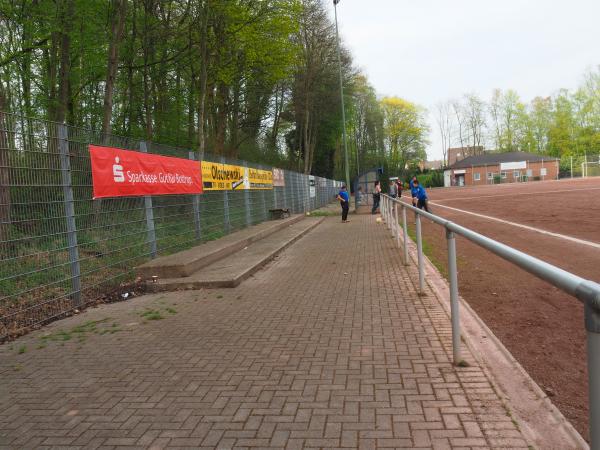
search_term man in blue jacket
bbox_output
[412,178,430,212]
[336,184,350,223]
[409,176,419,207]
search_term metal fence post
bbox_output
[189,151,201,240]
[58,124,81,306]
[585,305,600,450]
[304,174,309,212]
[402,206,409,266]
[261,189,267,221]
[415,212,425,294]
[446,229,462,365]
[221,157,231,233]
[244,163,252,226]
[295,172,301,213]
[139,141,157,258]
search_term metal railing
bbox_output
[0,112,342,340]
[380,193,600,449]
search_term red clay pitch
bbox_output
[409,177,600,441]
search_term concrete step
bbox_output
[136,215,304,279]
[147,217,324,291]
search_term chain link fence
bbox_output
[0,112,341,340]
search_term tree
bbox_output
[463,94,486,153]
[380,96,428,173]
[434,101,453,166]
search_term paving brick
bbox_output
[0,216,531,449]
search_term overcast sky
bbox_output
[328,0,600,161]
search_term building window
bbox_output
[487,172,494,180]
[513,170,520,178]
[541,168,547,176]
[474,172,481,181]
[501,172,507,179]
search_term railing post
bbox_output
[244,163,252,226]
[415,212,425,294]
[586,305,600,450]
[189,151,201,240]
[139,141,157,258]
[446,229,462,365]
[58,123,81,307]
[402,206,409,266]
[221,157,231,233]
[394,202,400,248]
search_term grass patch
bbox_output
[406,226,447,276]
[17,345,27,354]
[165,307,177,315]
[306,209,338,217]
[140,309,163,321]
[38,318,115,345]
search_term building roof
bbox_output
[448,151,558,169]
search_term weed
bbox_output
[406,226,447,276]
[216,295,223,299]
[456,360,470,368]
[165,307,177,314]
[13,364,22,371]
[39,318,113,345]
[140,309,163,321]
[17,345,27,354]
[306,210,337,217]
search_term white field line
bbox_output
[430,202,600,250]
[434,186,600,203]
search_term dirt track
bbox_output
[407,177,600,441]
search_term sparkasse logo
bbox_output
[113,157,125,182]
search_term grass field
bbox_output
[402,177,600,441]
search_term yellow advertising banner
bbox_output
[247,167,273,189]
[201,161,272,191]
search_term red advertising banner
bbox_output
[90,145,202,199]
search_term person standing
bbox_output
[396,179,403,198]
[389,180,398,198]
[371,180,381,214]
[409,176,418,207]
[336,184,350,223]
[412,179,430,212]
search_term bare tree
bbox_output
[464,93,486,154]
[435,101,453,166]
[451,99,466,150]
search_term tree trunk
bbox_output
[0,84,10,247]
[101,0,127,141]
[196,0,209,160]
[56,0,75,124]
[215,82,228,155]
[303,108,310,174]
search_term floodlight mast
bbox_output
[333,0,351,192]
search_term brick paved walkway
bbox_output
[0,215,530,449]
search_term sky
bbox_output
[327,0,600,161]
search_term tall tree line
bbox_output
[0,0,428,181]
[435,66,600,166]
